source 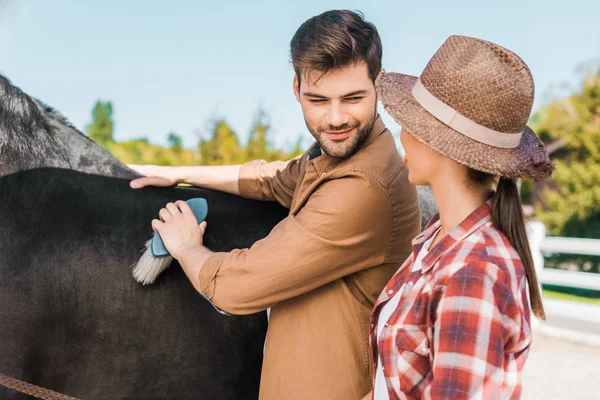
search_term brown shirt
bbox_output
[198,116,421,399]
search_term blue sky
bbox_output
[0,0,598,150]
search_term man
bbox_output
[129,10,421,399]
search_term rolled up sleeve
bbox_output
[198,173,393,315]
[238,155,304,208]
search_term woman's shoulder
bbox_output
[435,223,525,283]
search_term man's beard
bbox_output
[305,111,377,159]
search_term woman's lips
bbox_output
[324,128,354,141]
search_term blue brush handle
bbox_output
[151,198,209,258]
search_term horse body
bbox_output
[0,74,288,399]
[0,167,288,399]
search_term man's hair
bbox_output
[290,10,382,87]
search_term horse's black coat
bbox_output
[0,168,288,399]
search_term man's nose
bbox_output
[325,103,349,127]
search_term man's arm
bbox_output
[193,173,396,315]
[129,164,242,195]
[129,155,303,208]
[237,157,303,208]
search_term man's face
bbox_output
[294,63,377,158]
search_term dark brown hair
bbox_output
[469,169,546,320]
[290,10,382,87]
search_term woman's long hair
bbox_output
[469,169,546,320]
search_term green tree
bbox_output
[110,137,197,166]
[167,131,184,160]
[530,71,600,238]
[83,100,303,169]
[246,107,271,161]
[246,107,305,162]
[199,119,244,165]
[288,135,305,159]
[86,101,114,148]
[168,132,183,150]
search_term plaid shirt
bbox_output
[370,203,532,399]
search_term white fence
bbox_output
[528,221,600,291]
[527,221,600,346]
[541,268,600,291]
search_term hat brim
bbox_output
[376,71,553,181]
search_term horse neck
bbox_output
[0,122,138,180]
[0,74,138,180]
[50,122,139,179]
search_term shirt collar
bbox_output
[415,202,493,273]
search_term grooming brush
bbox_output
[133,198,208,285]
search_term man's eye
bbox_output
[309,99,327,104]
[345,97,364,102]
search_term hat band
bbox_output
[411,79,523,149]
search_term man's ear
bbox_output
[293,75,300,103]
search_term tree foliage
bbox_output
[198,120,245,165]
[529,71,600,238]
[85,101,114,148]
[84,102,304,168]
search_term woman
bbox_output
[365,36,553,399]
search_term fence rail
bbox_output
[540,236,600,257]
[526,221,600,346]
[541,268,600,291]
[528,221,600,291]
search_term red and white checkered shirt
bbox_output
[370,203,532,399]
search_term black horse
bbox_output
[0,74,288,399]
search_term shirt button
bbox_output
[385,323,389,327]
[371,323,374,328]
[388,289,394,295]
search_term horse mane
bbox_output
[0,74,50,146]
[0,73,88,135]
[37,99,81,133]
[0,73,112,176]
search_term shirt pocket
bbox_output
[392,324,431,394]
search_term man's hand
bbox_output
[151,200,214,293]
[129,164,179,189]
[151,200,207,260]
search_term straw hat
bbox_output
[376,35,554,181]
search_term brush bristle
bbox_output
[132,240,174,285]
